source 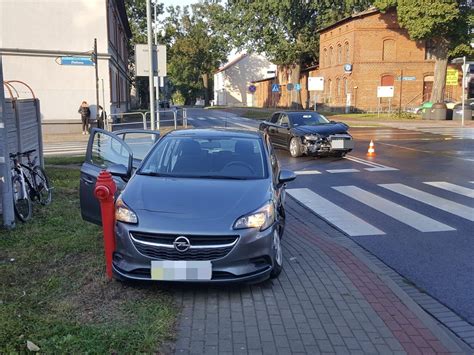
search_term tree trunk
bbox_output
[202,73,209,106]
[430,38,449,103]
[289,62,302,109]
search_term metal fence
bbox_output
[105,108,188,131]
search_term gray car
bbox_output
[80,128,296,283]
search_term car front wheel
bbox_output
[270,229,283,278]
[289,137,303,157]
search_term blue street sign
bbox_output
[287,83,294,91]
[294,83,301,91]
[60,56,94,66]
[248,85,257,93]
[272,84,280,92]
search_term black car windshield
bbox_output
[139,136,268,179]
[290,112,330,126]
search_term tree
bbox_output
[162,2,230,105]
[221,0,372,108]
[374,0,473,103]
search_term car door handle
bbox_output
[81,176,94,185]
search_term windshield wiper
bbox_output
[137,171,166,177]
[194,175,251,180]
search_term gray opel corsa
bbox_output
[80,128,296,283]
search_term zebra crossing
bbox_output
[292,156,398,175]
[186,116,258,131]
[287,181,474,237]
[43,141,87,156]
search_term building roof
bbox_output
[216,53,248,73]
[318,7,379,33]
[115,0,132,38]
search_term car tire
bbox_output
[334,151,347,158]
[270,228,283,279]
[289,137,303,158]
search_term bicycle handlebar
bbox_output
[9,149,36,159]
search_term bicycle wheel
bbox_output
[12,174,32,222]
[32,166,52,205]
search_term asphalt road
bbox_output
[186,108,474,325]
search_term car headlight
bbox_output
[234,202,275,231]
[304,134,321,141]
[115,197,138,224]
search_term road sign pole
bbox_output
[0,56,15,228]
[146,0,156,130]
[94,39,100,123]
[461,56,466,127]
[154,2,160,130]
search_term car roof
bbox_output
[166,128,264,139]
[276,111,321,115]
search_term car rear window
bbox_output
[290,112,330,126]
[139,136,268,180]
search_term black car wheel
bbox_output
[289,137,303,157]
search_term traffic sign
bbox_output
[294,83,301,91]
[271,84,280,92]
[248,85,257,93]
[287,83,294,91]
[446,69,459,86]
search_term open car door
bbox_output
[79,128,159,225]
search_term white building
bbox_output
[214,53,276,107]
[0,0,132,134]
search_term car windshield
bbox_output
[290,113,330,126]
[139,136,268,180]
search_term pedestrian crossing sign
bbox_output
[272,84,280,93]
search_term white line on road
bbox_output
[327,169,361,173]
[227,121,257,131]
[380,183,474,221]
[424,182,474,199]
[334,186,455,232]
[197,117,206,121]
[344,156,398,171]
[287,188,385,236]
[294,170,322,175]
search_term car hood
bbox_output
[292,123,349,137]
[121,175,272,231]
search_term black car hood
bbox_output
[292,123,349,137]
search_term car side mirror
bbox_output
[330,120,337,124]
[278,169,296,186]
[108,164,130,179]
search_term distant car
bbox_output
[409,99,456,114]
[259,111,354,158]
[159,100,170,109]
[80,128,296,283]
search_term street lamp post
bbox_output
[146,0,156,130]
[153,0,160,130]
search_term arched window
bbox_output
[382,39,396,61]
[344,42,350,62]
[336,78,341,97]
[381,74,394,86]
[323,48,327,67]
[343,77,348,95]
[329,46,333,66]
[337,44,342,64]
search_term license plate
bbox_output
[151,260,212,281]
[331,139,354,149]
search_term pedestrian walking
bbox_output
[97,105,106,129]
[78,101,91,135]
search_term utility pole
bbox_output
[146,0,156,130]
[93,38,100,121]
[0,56,15,229]
[154,1,160,130]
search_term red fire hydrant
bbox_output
[94,170,117,279]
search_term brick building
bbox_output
[253,7,463,112]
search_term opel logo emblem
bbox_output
[173,236,191,252]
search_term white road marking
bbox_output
[327,169,360,173]
[228,121,257,131]
[424,182,474,198]
[287,188,385,236]
[294,170,322,175]
[345,155,398,171]
[197,117,206,121]
[380,183,474,222]
[334,186,455,232]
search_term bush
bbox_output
[171,91,185,106]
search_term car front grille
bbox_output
[129,232,239,261]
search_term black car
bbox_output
[259,111,354,157]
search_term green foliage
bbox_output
[171,90,185,105]
[221,0,373,67]
[162,2,230,105]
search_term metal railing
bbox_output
[106,108,188,132]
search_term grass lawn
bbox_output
[0,161,177,353]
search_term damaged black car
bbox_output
[259,111,354,158]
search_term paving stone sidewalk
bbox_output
[172,198,471,354]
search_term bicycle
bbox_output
[10,149,52,222]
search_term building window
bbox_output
[425,39,435,60]
[323,48,327,67]
[345,42,350,62]
[382,39,396,61]
[336,78,341,97]
[329,46,333,66]
[337,44,342,64]
[343,77,348,95]
[327,79,332,101]
[381,74,394,86]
